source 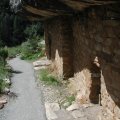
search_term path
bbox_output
[0,57,46,120]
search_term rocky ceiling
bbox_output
[10,0,120,20]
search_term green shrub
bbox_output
[39,69,61,86]
[24,22,44,38]
[0,48,11,93]
[21,36,44,60]
[8,46,21,58]
[0,79,6,93]
[0,48,8,66]
[66,95,75,105]
[20,22,44,61]
[0,63,10,79]
[0,63,10,93]
[60,95,75,108]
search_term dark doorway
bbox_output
[89,57,101,104]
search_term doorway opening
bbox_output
[89,57,101,104]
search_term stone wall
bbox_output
[72,6,120,120]
[45,18,63,77]
[44,5,120,119]
[44,17,74,78]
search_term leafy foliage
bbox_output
[66,95,75,105]
[0,79,6,93]
[0,48,8,66]
[0,65,10,93]
[0,0,27,47]
[24,22,44,38]
[21,23,44,60]
[0,48,10,93]
[0,0,45,93]
[39,69,61,86]
[8,45,21,58]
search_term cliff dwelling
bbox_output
[10,0,120,119]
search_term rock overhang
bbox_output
[10,0,120,20]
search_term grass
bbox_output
[39,69,75,108]
[0,79,10,93]
[39,69,61,86]
[66,95,75,105]
[7,44,44,61]
[20,40,45,61]
[8,46,21,58]
[20,51,44,61]
[60,95,75,108]
[0,64,11,93]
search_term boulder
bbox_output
[66,103,80,111]
[0,100,7,104]
[3,87,10,94]
[45,102,60,120]
[4,78,11,85]
[71,110,85,118]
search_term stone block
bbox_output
[45,102,60,120]
[71,110,85,118]
[66,103,80,111]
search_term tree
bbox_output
[0,0,27,46]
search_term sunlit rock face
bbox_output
[10,0,22,12]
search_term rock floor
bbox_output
[34,58,102,120]
[40,82,102,120]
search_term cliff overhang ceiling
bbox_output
[10,0,120,20]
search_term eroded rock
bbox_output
[66,103,80,111]
[45,102,60,120]
[71,110,85,118]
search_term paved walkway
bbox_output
[0,57,46,120]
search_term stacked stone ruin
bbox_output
[11,1,120,119]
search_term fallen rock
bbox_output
[3,87,10,94]
[71,110,85,118]
[97,114,102,120]
[82,103,94,108]
[63,102,70,108]
[34,66,47,70]
[46,102,60,111]
[0,99,7,104]
[33,60,51,67]
[4,78,11,85]
[45,102,60,120]
[66,103,80,111]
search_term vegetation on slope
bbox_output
[20,22,44,60]
[39,69,61,86]
[0,0,44,92]
[0,48,10,93]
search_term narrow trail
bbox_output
[0,57,46,120]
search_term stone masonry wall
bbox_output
[45,18,63,77]
[45,5,120,119]
[72,6,120,120]
[44,17,74,78]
